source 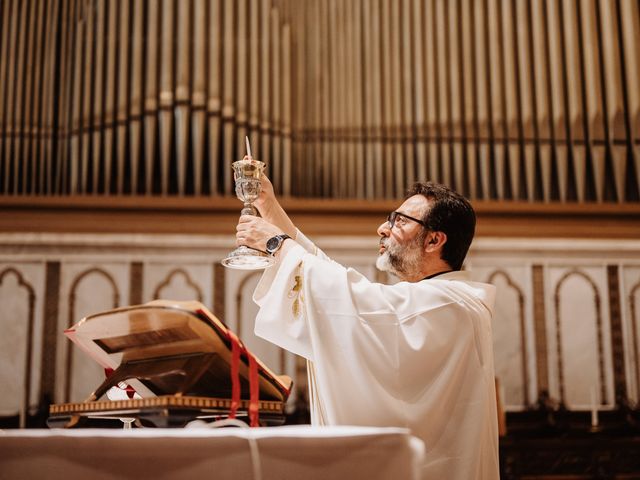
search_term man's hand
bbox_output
[254,174,277,215]
[236,215,282,252]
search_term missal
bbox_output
[49,300,292,427]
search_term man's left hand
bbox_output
[236,215,282,252]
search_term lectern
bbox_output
[48,300,292,428]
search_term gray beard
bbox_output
[376,233,425,279]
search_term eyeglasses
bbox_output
[387,211,428,229]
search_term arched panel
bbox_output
[555,270,607,408]
[629,281,640,401]
[65,268,119,403]
[0,268,35,427]
[153,268,204,302]
[487,270,528,408]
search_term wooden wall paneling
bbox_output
[533,264,549,397]
[129,261,143,305]
[174,0,191,196]
[207,0,222,196]
[213,262,226,320]
[129,0,144,195]
[40,261,60,417]
[607,264,626,402]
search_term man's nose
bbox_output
[377,221,390,237]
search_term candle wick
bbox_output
[245,136,253,159]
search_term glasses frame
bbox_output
[387,211,428,229]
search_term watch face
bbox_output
[266,236,281,253]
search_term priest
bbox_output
[235,177,499,480]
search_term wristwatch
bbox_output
[265,234,291,256]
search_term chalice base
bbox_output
[221,245,276,270]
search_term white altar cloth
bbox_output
[0,425,425,480]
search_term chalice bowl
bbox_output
[221,157,276,270]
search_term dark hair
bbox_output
[406,182,476,270]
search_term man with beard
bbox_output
[235,178,499,480]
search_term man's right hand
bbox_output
[253,174,298,239]
[254,174,277,216]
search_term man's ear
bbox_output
[424,231,447,252]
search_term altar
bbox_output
[0,425,425,480]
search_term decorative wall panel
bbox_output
[1,233,640,425]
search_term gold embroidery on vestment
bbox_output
[288,263,304,318]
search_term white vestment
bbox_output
[254,232,499,480]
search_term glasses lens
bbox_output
[387,212,396,228]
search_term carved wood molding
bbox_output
[1,197,639,238]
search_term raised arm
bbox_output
[253,174,297,238]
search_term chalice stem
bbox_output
[241,203,256,216]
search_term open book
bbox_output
[64,299,292,404]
